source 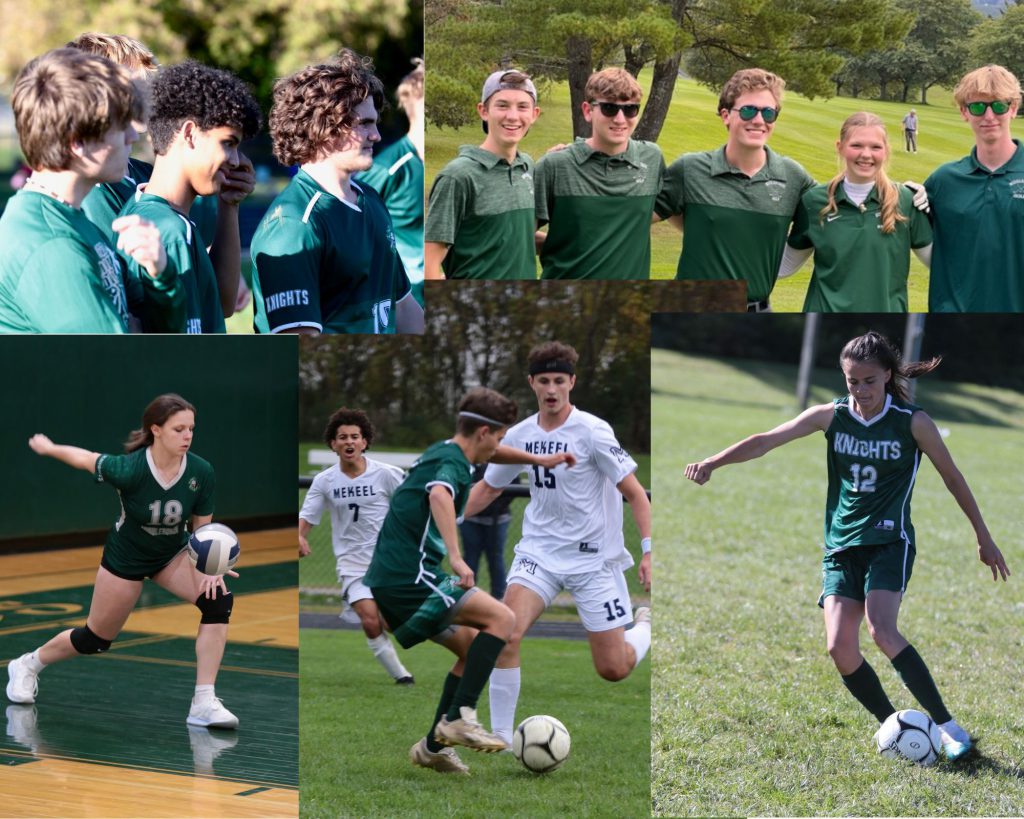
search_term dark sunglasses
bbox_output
[965,100,1011,116]
[590,101,641,118]
[730,105,779,123]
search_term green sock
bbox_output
[426,672,461,752]
[891,644,952,724]
[446,632,507,720]
[841,659,897,723]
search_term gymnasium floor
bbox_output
[0,528,298,818]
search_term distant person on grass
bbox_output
[902,109,918,153]
[685,331,1009,762]
[924,64,1024,312]
[425,69,540,280]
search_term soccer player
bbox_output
[251,50,423,334]
[117,61,261,333]
[535,68,665,279]
[0,48,171,333]
[424,69,540,280]
[925,64,1024,312]
[7,394,240,729]
[653,68,814,311]
[685,331,1010,761]
[358,58,425,307]
[299,407,414,685]
[463,341,653,746]
[363,388,576,774]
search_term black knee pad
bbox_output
[70,625,112,654]
[195,591,233,624]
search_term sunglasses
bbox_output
[730,105,779,123]
[965,100,1012,116]
[590,101,641,118]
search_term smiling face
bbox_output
[840,125,888,185]
[151,409,195,457]
[478,89,539,151]
[331,424,368,468]
[721,89,778,152]
[327,97,381,174]
[185,124,242,196]
[583,99,639,154]
[529,372,575,421]
[842,359,891,419]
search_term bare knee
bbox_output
[867,621,904,656]
[827,638,862,675]
[358,611,382,639]
[595,657,632,682]
[488,602,515,641]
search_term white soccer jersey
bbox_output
[484,408,637,573]
[300,457,406,575]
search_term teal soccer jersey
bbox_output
[82,158,152,246]
[824,394,920,554]
[363,440,475,588]
[0,190,133,333]
[250,171,411,334]
[119,190,219,333]
[95,448,216,576]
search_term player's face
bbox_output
[330,98,381,174]
[476,425,507,462]
[188,125,243,196]
[840,126,888,185]
[77,122,138,184]
[331,425,367,466]
[478,90,539,149]
[529,372,575,419]
[841,359,891,419]
[583,98,640,154]
[721,89,778,151]
[960,96,1018,146]
[152,409,195,456]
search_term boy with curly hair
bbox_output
[117,60,261,332]
[250,49,423,334]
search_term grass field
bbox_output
[300,628,650,818]
[427,77,978,310]
[650,346,1024,816]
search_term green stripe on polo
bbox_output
[925,139,1024,312]
[789,183,932,312]
[655,146,813,302]
[425,145,536,280]
[536,138,664,279]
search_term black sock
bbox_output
[841,659,897,723]
[426,672,461,752]
[446,631,506,720]
[891,644,952,725]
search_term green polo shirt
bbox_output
[425,145,536,280]
[788,183,932,312]
[535,138,664,279]
[925,139,1024,312]
[655,145,813,302]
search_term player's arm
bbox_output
[395,291,425,334]
[208,151,255,317]
[617,473,652,593]
[424,242,449,280]
[299,518,315,558]
[28,434,99,472]
[491,445,577,470]
[912,411,1009,581]
[462,479,503,520]
[428,484,473,588]
[685,403,834,485]
[192,513,213,529]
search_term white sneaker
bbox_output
[186,696,239,729]
[434,706,508,752]
[409,737,470,774]
[6,654,39,705]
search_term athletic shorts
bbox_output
[339,574,374,606]
[818,540,915,608]
[506,556,633,632]
[101,548,183,581]
[370,575,476,649]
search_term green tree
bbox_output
[968,4,1024,80]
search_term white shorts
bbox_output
[339,574,374,606]
[506,556,633,632]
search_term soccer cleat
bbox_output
[6,655,39,705]
[395,675,415,685]
[938,720,972,761]
[410,737,470,774]
[434,706,509,752]
[186,696,239,729]
[634,606,651,625]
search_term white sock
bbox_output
[939,718,969,743]
[488,666,521,745]
[25,651,45,673]
[367,634,411,680]
[624,619,651,668]
[194,684,215,703]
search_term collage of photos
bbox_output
[0,0,1022,817]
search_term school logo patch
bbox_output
[609,446,630,464]
[189,478,198,492]
[94,243,128,323]
[520,171,534,193]
[1010,178,1024,199]
[765,179,787,202]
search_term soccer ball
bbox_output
[187,523,240,576]
[875,709,942,766]
[513,715,570,773]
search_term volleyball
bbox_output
[187,523,240,576]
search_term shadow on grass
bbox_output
[944,742,1024,781]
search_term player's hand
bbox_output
[112,215,167,278]
[218,152,255,206]
[450,556,475,590]
[638,552,651,593]
[537,451,576,470]
[904,181,929,214]
[234,278,252,312]
[28,433,55,456]
[198,569,238,598]
[978,535,1010,581]
[684,460,713,485]
[298,534,311,558]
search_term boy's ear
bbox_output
[181,119,199,149]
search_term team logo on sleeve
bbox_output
[94,243,129,323]
[609,446,630,463]
[373,299,392,333]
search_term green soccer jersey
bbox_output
[358,136,424,288]
[535,138,665,279]
[119,190,221,334]
[363,440,475,587]
[925,139,1024,312]
[425,145,536,280]
[250,171,411,334]
[824,395,920,554]
[788,183,932,312]
[95,448,216,575]
[0,190,133,333]
[655,145,814,302]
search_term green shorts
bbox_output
[818,540,915,608]
[370,575,475,649]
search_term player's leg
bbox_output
[483,519,510,600]
[823,594,895,723]
[346,576,413,684]
[575,566,649,682]
[7,566,141,704]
